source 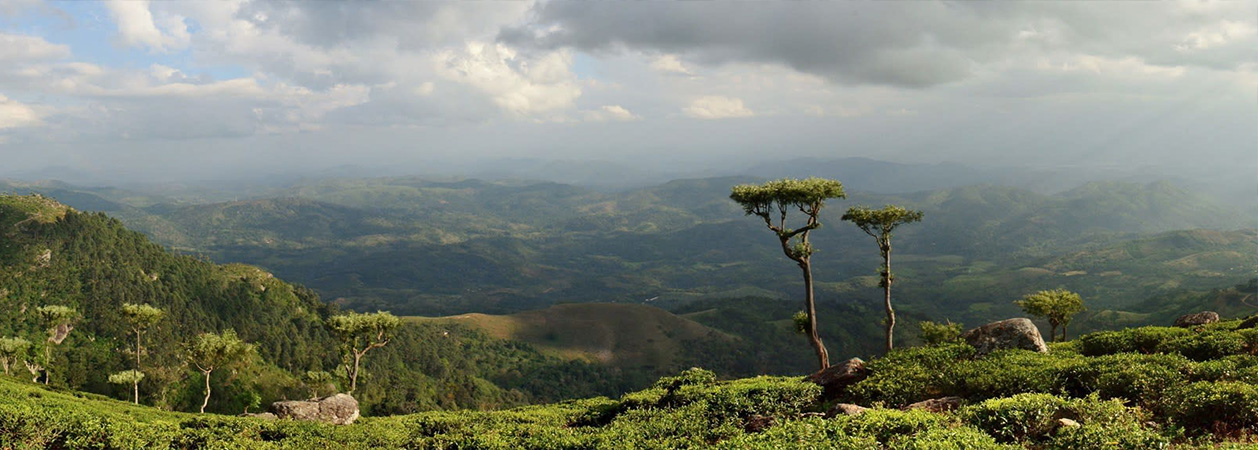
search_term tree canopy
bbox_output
[730,177,845,369]
[1015,289,1086,341]
[189,329,255,413]
[328,311,401,393]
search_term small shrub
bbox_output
[1159,381,1258,436]
[1078,327,1190,356]
[1157,330,1248,361]
[918,321,964,346]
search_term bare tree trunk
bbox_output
[200,370,212,414]
[801,260,830,369]
[1,359,8,376]
[350,352,363,394]
[134,330,142,404]
[43,346,50,385]
[1062,324,1068,341]
[883,249,895,354]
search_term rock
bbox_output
[270,393,360,425]
[1174,311,1219,328]
[1056,418,1080,430]
[902,396,963,413]
[743,415,775,433]
[961,318,1048,356]
[798,412,827,419]
[1238,315,1258,330]
[805,358,867,400]
[826,403,868,417]
[241,412,276,420]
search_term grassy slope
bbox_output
[408,303,735,369]
[6,320,1258,448]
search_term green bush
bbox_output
[1157,331,1249,361]
[1062,353,1192,404]
[1159,381,1258,436]
[918,321,964,346]
[1078,327,1190,356]
[845,343,974,406]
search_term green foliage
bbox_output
[0,336,32,376]
[918,320,963,346]
[841,205,925,244]
[729,177,846,218]
[189,329,254,373]
[120,303,164,334]
[108,370,145,385]
[1014,289,1085,341]
[1159,381,1258,436]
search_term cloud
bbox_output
[0,33,70,62]
[0,94,42,129]
[504,2,1257,88]
[434,42,581,117]
[585,105,640,122]
[104,0,189,52]
[650,54,692,76]
[684,96,753,119]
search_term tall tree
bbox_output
[188,329,255,413]
[327,311,400,394]
[842,205,923,353]
[1015,289,1085,341]
[120,303,164,404]
[0,337,31,376]
[730,178,845,369]
[34,305,77,385]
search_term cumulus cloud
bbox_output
[104,0,189,52]
[504,2,1257,88]
[684,96,753,119]
[0,94,42,129]
[584,105,640,122]
[434,42,581,117]
[0,33,70,62]
[650,54,693,76]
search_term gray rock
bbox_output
[903,396,963,413]
[1238,315,1258,330]
[1174,311,1219,328]
[826,403,868,417]
[1056,418,1080,430]
[743,415,775,433]
[270,393,360,425]
[961,318,1048,356]
[241,412,276,420]
[805,358,867,400]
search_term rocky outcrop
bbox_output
[902,396,963,413]
[743,415,775,433]
[240,412,276,420]
[961,318,1048,356]
[270,393,359,425]
[1238,315,1258,330]
[1174,311,1219,328]
[805,358,867,400]
[826,403,868,417]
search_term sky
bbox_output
[0,1,1254,186]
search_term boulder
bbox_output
[961,318,1048,356]
[240,412,276,421]
[743,415,775,433]
[270,393,360,425]
[1238,315,1258,330]
[805,358,867,400]
[1055,418,1080,430]
[1174,311,1219,328]
[826,403,868,417]
[902,396,963,413]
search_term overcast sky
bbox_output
[0,1,1254,184]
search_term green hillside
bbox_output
[411,303,734,368]
[5,318,1258,448]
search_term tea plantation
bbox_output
[4,319,1258,448]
